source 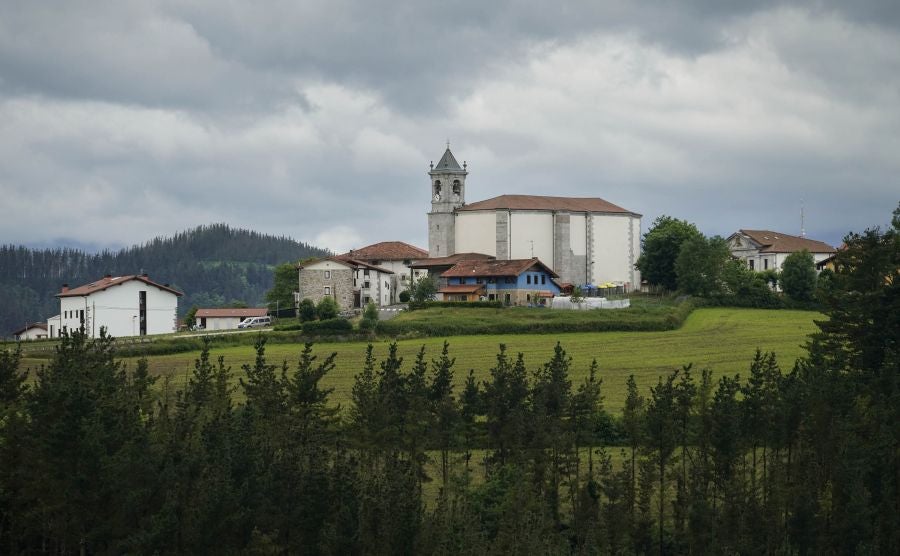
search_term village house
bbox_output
[408,253,496,301]
[728,230,836,271]
[297,257,394,312]
[439,257,560,305]
[12,322,48,341]
[52,273,182,338]
[194,307,268,331]
[337,241,429,302]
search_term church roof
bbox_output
[430,147,467,175]
[733,230,835,254]
[442,258,559,278]
[57,274,183,298]
[458,194,639,216]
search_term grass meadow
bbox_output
[36,307,823,414]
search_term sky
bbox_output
[1,0,898,254]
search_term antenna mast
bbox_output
[800,200,806,238]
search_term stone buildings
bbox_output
[298,257,394,311]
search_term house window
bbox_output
[488,277,496,284]
[527,294,531,302]
[764,259,769,270]
[541,275,546,285]
[488,294,496,300]
[504,293,511,305]
[364,281,370,289]
[324,270,331,279]
[505,277,515,284]
[749,260,755,270]
[527,275,532,284]
[476,278,483,284]
[324,286,331,295]
[458,278,465,285]
[364,269,370,276]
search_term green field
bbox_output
[32,307,816,413]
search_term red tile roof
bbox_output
[442,258,559,278]
[298,257,394,274]
[409,252,495,268]
[195,308,268,318]
[57,275,183,298]
[737,230,836,254]
[339,241,428,261]
[459,194,639,216]
[13,322,47,335]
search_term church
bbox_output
[427,146,642,288]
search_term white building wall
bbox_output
[59,281,178,338]
[205,316,242,330]
[591,214,638,286]
[46,315,60,338]
[455,212,497,256]
[16,327,47,340]
[509,212,554,261]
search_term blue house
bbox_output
[440,258,560,305]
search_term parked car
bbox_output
[237,316,273,329]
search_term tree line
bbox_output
[1,208,897,554]
[0,224,329,336]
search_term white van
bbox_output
[238,316,273,329]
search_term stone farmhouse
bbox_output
[51,273,182,338]
[298,257,394,311]
[427,146,642,289]
[728,230,836,271]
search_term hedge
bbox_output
[407,300,504,311]
[376,300,695,338]
[302,318,353,334]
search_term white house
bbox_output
[56,274,183,338]
[727,230,836,272]
[427,146,642,289]
[338,241,429,302]
[195,307,268,330]
[297,257,394,312]
[13,322,48,341]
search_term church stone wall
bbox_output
[428,212,456,257]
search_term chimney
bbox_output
[61,284,69,293]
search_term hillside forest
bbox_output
[0,209,897,554]
[0,224,330,335]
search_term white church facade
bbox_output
[427,147,642,288]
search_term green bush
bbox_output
[358,318,377,331]
[398,290,410,303]
[316,297,339,320]
[298,298,317,322]
[273,322,304,331]
[302,318,352,334]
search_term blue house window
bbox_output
[541,275,546,285]
[505,277,515,284]
[526,275,532,285]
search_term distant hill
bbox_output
[0,224,331,336]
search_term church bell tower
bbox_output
[427,145,467,257]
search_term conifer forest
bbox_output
[0,215,898,555]
[0,224,330,336]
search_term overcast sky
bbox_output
[1,1,898,253]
